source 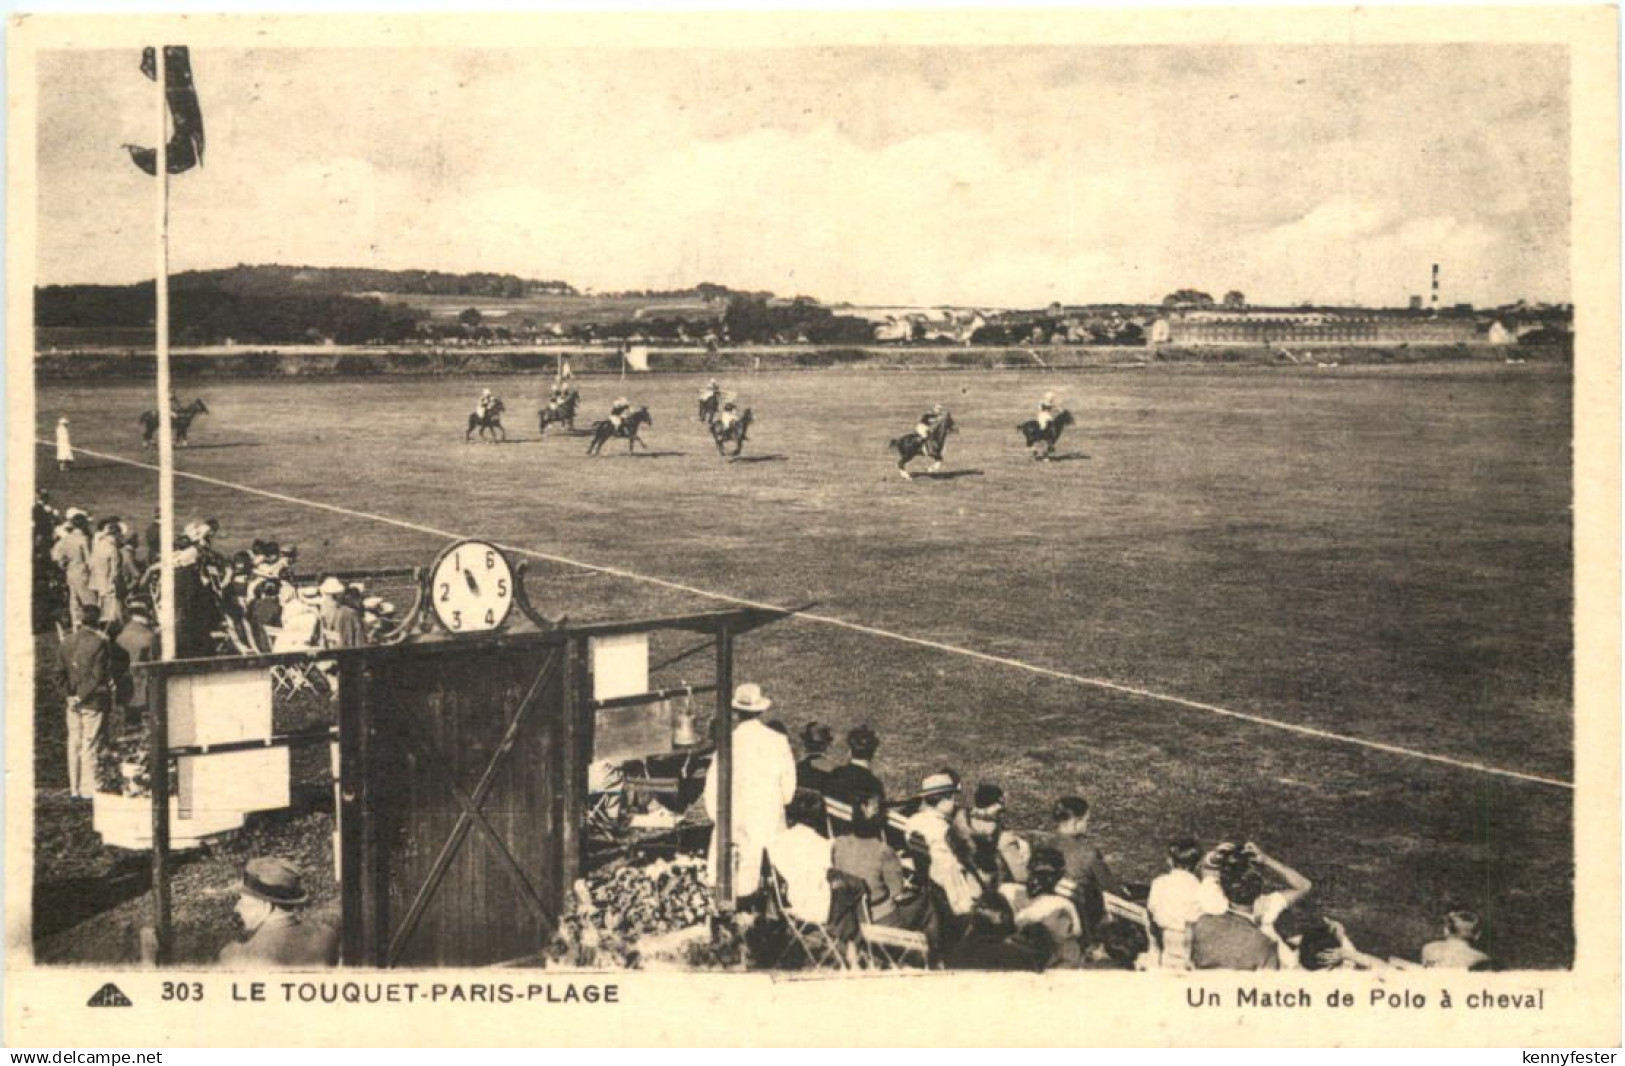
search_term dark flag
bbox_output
[124,46,205,175]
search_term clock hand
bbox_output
[464,569,481,597]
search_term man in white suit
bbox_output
[704,682,797,900]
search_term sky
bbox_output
[35,44,1570,308]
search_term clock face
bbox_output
[429,540,515,635]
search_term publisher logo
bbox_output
[87,982,133,1007]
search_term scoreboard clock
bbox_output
[428,539,516,635]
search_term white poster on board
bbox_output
[589,633,649,700]
[178,748,291,817]
[167,670,274,748]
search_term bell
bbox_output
[672,691,699,747]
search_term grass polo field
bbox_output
[31,362,1573,967]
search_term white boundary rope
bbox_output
[42,440,1574,791]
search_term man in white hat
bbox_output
[317,576,365,648]
[903,769,981,916]
[703,682,797,899]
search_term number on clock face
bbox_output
[430,540,514,635]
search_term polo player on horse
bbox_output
[893,403,954,478]
[538,381,579,436]
[1036,391,1059,431]
[587,399,652,455]
[465,389,507,442]
[710,400,753,458]
[1018,392,1074,460]
[916,404,946,448]
[141,394,209,447]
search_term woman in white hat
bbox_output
[55,417,74,472]
[273,585,321,652]
[702,682,797,900]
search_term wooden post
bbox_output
[713,621,734,908]
[154,47,177,662]
[557,636,583,924]
[147,670,173,963]
[336,653,366,966]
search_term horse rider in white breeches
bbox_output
[609,397,631,430]
[1037,391,1058,430]
[717,402,739,431]
[476,388,496,418]
[916,403,945,442]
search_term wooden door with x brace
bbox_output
[339,634,581,967]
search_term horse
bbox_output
[537,392,579,436]
[139,398,209,447]
[890,411,956,478]
[465,398,507,443]
[586,405,653,455]
[697,391,721,425]
[1016,408,1075,460]
[710,408,754,458]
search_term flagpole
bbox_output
[154,50,176,662]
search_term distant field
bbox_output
[32,363,1574,966]
[37,326,155,349]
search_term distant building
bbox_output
[1153,309,1482,347]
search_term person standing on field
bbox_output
[703,683,798,899]
[87,517,124,628]
[57,604,112,799]
[55,417,74,472]
[51,512,95,623]
[113,600,160,732]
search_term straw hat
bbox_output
[731,683,773,714]
[319,577,345,597]
[918,771,960,799]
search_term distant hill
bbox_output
[167,264,578,299]
[599,281,774,301]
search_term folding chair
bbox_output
[857,893,931,970]
[267,639,331,701]
[822,795,854,838]
[585,760,627,846]
[1103,890,1154,937]
[759,853,851,971]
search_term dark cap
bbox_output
[972,783,1006,811]
[846,725,879,759]
[240,857,308,907]
[800,721,834,751]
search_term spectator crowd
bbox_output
[34,488,400,804]
[707,682,1497,974]
[33,489,1496,975]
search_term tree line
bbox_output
[36,284,423,345]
